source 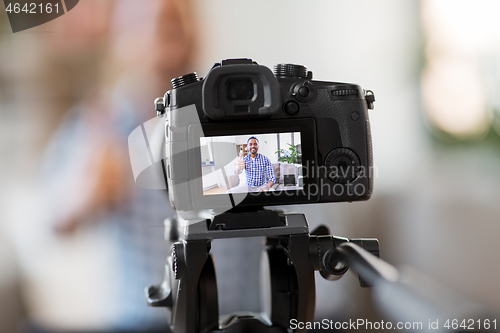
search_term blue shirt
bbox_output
[32,99,172,331]
[240,153,276,187]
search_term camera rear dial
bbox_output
[324,148,361,183]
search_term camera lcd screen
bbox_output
[188,118,318,209]
[200,133,303,195]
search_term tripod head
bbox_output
[146,209,379,333]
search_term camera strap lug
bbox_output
[154,97,165,116]
[365,90,375,109]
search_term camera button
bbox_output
[284,101,300,116]
[351,112,360,121]
[298,86,310,97]
[292,81,316,103]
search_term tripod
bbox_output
[146,208,379,333]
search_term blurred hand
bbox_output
[54,139,131,234]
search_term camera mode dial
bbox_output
[171,72,199,89]
[274,64,308,78]
[324,148,361,183]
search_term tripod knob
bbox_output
[310,232,380,287]
[146,283,173,308]
[350,238,380,258]
[349,238,379,287]
[309,234,349,281]
[171,242,184,279]
[164,216,179,242]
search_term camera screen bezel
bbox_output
[188,118,319,210]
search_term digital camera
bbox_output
[157,58,375,212]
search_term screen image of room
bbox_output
[201,133,302,195]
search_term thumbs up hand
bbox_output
[237,151,245,173]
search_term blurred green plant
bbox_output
[275,143,299,164]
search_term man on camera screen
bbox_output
[235,136,276,192]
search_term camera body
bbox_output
[160,58,374,212]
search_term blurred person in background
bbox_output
[13,0,197,332]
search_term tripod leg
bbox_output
[197,255,219,332]
[170,240,217,333]
[287,234,316,329]
[264,234,316,333]
[264,246,297,328]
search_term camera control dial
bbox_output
[171,72,199,89]
[324,148,361,183]
[274,64,308,78]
